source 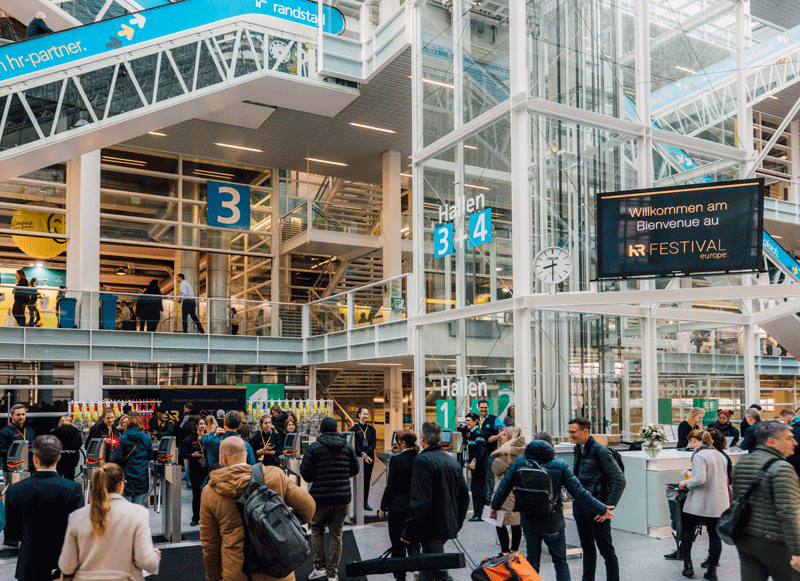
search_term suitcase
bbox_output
[471,551,543,581]
[345,548,466,577]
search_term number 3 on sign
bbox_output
[434,223,454,258]
[469,208,492,248]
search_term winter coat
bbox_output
[573,437,626,507]
[677,420,700,448]
[740,419,762,452]
[272,411,289,434]
[250,429,282,467]
[490,435,526,526]
[706,420,739,447]
[380,448,418,512]
[682,446,730,518]
[200,464,315,581]
[87,422,121,462]
[59,493,160,581]
[402,444,470,543]
[787,417,800,477]
[493,440,607,533]
[109,427,152,496]
[25,17,53,39]
[200,431,256,470]
[732,444,800,554]
[300,431,359,506]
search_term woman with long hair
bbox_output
[182,416,209,526]
[11,269,29,327]
[205,414,218,434]
[284,418,298,435]
[109,412,153,507]
[677,429,730,580]
[677,407,705,448]
[59,463,160,580]
[136,279,163,332]
[251,414,282,467]
[491,426,525,554]
[378,429,420,581]
[52,415,83,480]
[118,415,130,433]
[87,406,120,463]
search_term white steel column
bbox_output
[512,0,533,438]
[737,0,755,175]
[743,325,759,406]
[382,150,402,279]
[385,366,403,435]
[642,312,658,425]
[67,151,102,402]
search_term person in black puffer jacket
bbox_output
[300,417,359,581]
[109,413,153,507]
[271,405,289,434]
[492,438,611,581]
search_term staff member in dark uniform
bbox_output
[182,417,208,526]
[465,412,487,521]
[11,269,29,327]
[251,414,282,467]
[379,429,420,581]
[0,404,35,473]
[52,415,83,480]
[87,406,120,463]
[353,407,377,511]
[707,409,739,447]
[478,399,505,500]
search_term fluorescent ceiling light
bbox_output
[423,78,455,89]
[349,122,396,134]
[464,183,490,190]
[215,143,263,153]
[194,169,235,179]
[35,262,43,267]
[148,132,167,136]
[101,156,146,167]
[306,157,348,167]
[401,227,410,233]
[769,96,779,100]
[358,362,404,366]
[773,235,783,239]
[464,145,478,150]
[675,65,696,74]
[401,173,413,177]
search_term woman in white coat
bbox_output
[678,429,730,581]
[59,462,160,581]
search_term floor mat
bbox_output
[146,530,365,581]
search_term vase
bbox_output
[644,441,662,458]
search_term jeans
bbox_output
[124,492,148,507]
[573,505,619,581]
[470,463,486,517]
[310,504,349,578]
[181,298,204,333]
[520,514,569,581]
[737,534,800,581]
[681,512,720,567]
[420,538,453,581]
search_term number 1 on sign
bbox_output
[469,208,492,248]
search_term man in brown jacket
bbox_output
[732,420,800,581]
[200,437,316,581]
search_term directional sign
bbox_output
[0,0,346,83]
[436,399,457,431]
[207,181,251,229]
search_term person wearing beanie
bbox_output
[707,410,740,447]
[301,417,359,581]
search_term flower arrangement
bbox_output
[637,423,667,444]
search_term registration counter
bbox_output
[554,445,747,537]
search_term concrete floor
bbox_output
[0,461,744,581]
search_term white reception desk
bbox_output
[554,445,747,537]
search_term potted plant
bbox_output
[637,423,667,458]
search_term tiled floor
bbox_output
[0,462,743,581]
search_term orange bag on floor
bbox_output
[470,551,544,581]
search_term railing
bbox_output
[281,199,382,240]
[0,275,410,338]
[304,273,409,336]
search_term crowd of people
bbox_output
[3,401,800,581]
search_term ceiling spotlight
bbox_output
[116,267,126,276]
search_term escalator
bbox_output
[756,231,800,359]
[0,0,359,180]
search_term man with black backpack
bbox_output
[569,417,626,581]
[200,436,316,581]
[490,437,613,580]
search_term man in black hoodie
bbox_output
[301,417,359,581]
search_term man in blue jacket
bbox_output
[465,413,487,521]
[26,12,53,39]
[491,438,612,581]
[200,410,256,472]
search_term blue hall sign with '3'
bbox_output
[207,181,251,230]
[0,0,345,82]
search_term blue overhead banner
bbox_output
[763,231,800,280]
[207,181,251,229]
[0,0,345,82]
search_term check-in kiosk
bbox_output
[153,436,181,543]
[82,438,106,501]
[4,440,29,490]
[344,430,364,526]
[441,429,454,451]
[281,433,302,487]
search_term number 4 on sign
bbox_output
[469,208,492,248]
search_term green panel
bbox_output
[436,399,456,430]
[693,398,719,424]
[658,398,673,424]
[241,383,284,401]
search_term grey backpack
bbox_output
[237,465,310,577]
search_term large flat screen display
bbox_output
[596,179,764,279]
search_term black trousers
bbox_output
[188,464,207,521]
[363,455,374,505]
[470,463,486,517]
[737,534,800,581]
[388,510,418,580]
[682,512,721,567]
[182,299,204,333]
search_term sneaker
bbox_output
[328,576,338,581]
[309,568,327,580]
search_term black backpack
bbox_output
[237,465,310,577]
[605,446,625,474]
[512,460,558,516]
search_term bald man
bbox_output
[200,435,315,581]
[26,12,53,39]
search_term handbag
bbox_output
[471,551,543,581]
[717,457,779,545]
[666,483,688,504]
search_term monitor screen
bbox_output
[87,438,102,456]
[343,431,354,447]
[441,429,453,450]
[390,430,398,451]
[283,433,299,453]
[157,437,174,452]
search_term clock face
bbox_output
[534,246,573,284]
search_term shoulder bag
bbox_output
[717,457,779,545]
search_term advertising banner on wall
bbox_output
[596,179,764,279]
[160,386,246,421]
